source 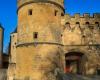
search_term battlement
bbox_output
[65,13,100,18]
[64,13,100,24]
[17,0,64,10]
[63,13,100,25]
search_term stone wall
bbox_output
[0,69,7,80]
[0,25,4,68]
[7,0,100,80]
[62,13,100,45]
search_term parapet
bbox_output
[17,0,64,10]
[64,13,100,25]
[64,13,100,18]
[93,13,100,18]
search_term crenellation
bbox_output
[74,13,80,18]
[64,14,71,19]
[93,13,100,18]
[64,13,100,26]
[83,13,90,18]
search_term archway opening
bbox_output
[65,52,85,75]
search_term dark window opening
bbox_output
[34,32,38,39]
[61,13,64,16]
[55,10,58,16]
[76,22,80,24]
[95,22,99,24]
[95,22,99,27]
[3,62,8,69]
[65,22,70,27]
[86,22,89,24]
[61,34,63,37]
[82,35,85,38]
[97,69,100,75]
[15,43,16,45]
[28,9,32,15]
[66,22,70,25]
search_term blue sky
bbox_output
[0,0,100,52]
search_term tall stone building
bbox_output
[8,0,100,80]
[0,24,4,68]
[0,24,9,80]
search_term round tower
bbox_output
[0,24,4,68]
[17,0,64,43]
[16,0,64,80]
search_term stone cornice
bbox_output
[16,42,63,47]
[16,42,100,47]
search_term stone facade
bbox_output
[7,33,17,80]
[0,24,4,68]
[8,0,100,80]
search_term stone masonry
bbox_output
[7,0,100,80]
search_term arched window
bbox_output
[95,22,99,24]
[86,22,89,25]
[65,22,70,30]
[95,22,99,27]
[55,10,58,16]
[66,22,70,25]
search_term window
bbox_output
[97,69,100,75]
[33,32,38,39]
[76,22,80,28]
[95,22,99,24]
[65,22,70,26]
[86,22,89,24]
[95,22,99,26]
[61,13,64,16]
[55,10,58,16]
[15,43,16,45]
[66,22,70,25]
[76,22,80,24]
[28,9,32,15]
[65,22,70,30]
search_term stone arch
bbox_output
[64,49,88,75]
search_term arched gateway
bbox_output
[65,52,87,75]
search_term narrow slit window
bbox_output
[28,9,32,15]
[55,10,58,16]
[34,32,38,39]
[61,13,64,16]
